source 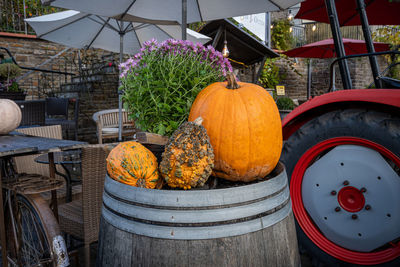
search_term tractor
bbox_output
[280,0,400,266]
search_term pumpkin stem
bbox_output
[226,72,240,90]
[193,117,203,125]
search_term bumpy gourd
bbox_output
[159,117,214,190]
[107,141,160,189]
[189,72,282,182]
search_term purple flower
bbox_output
[119,38,232,82]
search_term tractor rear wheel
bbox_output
[282,109,400,266]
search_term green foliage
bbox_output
[276,97,295,110]
[259,55,301,89]
[259,58,283,89]
[271,19,294,51]
[6,81,20,92]
[188,22,207,32]
[1,0,60,33]
[372,26,400,79]
[0,63,22,92]
[0,63,21,80]
[120,39,232,137]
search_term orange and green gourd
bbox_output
[106,141,160,188]
[159,117,214,190]
[188,72,282,182]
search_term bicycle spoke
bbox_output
[21,204,47,266]
[16,200,52,266]
[30,211,45,253]
[5,193,59,267]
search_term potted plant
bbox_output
[119,39,232,137]
[276,96,296,120]
[0,63,25,100]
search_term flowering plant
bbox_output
[120,39,232,136]
[0,63,21,92]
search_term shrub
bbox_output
[120,39,232,136]
[0,63,21,92]
[0,63,21,80]
[276,97,295,110]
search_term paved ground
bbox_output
[1,243,315,267]
[71,243,315,267]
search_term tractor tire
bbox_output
[281,109,400,266]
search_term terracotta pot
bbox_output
[0,99,22,134]
[0,91,26,100]
[279,109,292,120]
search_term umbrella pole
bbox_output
[182,0,187,40]
[325,0,352,89]
[118,22,124,142]
[356,0,382,89]
[332,65,336,91]
[307,59,312,99]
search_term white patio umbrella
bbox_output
[43,0,303,39]
[26,10,210,54]
[26,10,211,140]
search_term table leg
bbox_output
[48,152,59,221]
[0,162,9,267]
[59,164,72,202]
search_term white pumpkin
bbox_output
[0,99,22,134]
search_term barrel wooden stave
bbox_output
[97,162,300,267]
[97,213,300,267]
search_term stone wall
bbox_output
[275,55,388,101]
[0,33,390,142]
[0,33,78,99]
[0,33,120,143]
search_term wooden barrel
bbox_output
[97,162,300,267]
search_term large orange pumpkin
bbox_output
[188,73,282,182]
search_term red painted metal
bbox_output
[290,137,400,265]
[282,89,400,140]
[337,186,365,213]
[295,0,400,26]
[282,38,390,59]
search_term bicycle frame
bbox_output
[1,158,69,267]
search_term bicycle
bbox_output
[1,157,70,267]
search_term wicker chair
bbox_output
[92,109,136,144]
[45,97,79,140]
[14,125,82,204]
[58,144,113,266]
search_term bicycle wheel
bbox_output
[5,193,69,267]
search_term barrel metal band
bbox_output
[102,196,289,227]
[103,180,286,210]
[101,201,292,240]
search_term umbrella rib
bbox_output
[269,0,284,11]
[131,23,148,31]
[298,5,325,17]
[120,0,137,21]
[123,22,132,33]
[36,13,91,38]
[195,0,204,21]
[342,0,375,25]
[87,17,112,49]
[92,15,119,32]
[130,25,141,48]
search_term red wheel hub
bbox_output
[338,186,365,212]
[290,137,400,265]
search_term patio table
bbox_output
[0,131,86,267]
[35,150,82,202]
